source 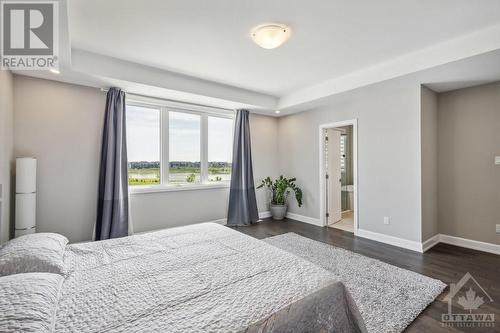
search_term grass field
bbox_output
[128,167,231,185]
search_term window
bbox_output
[126,99,233,189]
[169,112,201,184]
[208,116,233,182]
[126,105,161,185]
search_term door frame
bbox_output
[318,119,358,235]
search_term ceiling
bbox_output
[13,0,500,115]
[68,0,500,96]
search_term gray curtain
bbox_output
[95,87,129,240]
[227,110,259,226]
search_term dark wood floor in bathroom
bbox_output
[230,218,500,333]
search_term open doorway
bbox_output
[319,120,358,234]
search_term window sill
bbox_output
[129,182,230,194]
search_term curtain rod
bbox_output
[100,88,235,113]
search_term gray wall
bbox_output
[13,75,278,242]
[0,70,14,244]
[421,86,439,241]
[14,76,106,243]
[10,74,500,247]
[438,82,500,245]
[278,77,423,242]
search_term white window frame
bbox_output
[126,95,234,194]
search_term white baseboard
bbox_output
[439,234,500,256]
[422,234,441,252]
[210,219,227,225]
[356,231,500,255]
[206,211,271,225]
[421,234,500,255]
[357,229,424,252]
[259,211,271,219]
[285,212,323,226]
[214,211,500,256]
[208,211,320,227]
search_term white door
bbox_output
[327,129,342,224]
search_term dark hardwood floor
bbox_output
[231,218,500,333]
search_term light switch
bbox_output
[495,156,500,165]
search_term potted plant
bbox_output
[257,176,303,220]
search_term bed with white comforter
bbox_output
[0,223,366,332]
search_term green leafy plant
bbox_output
[186,173,196,183]
[257,176,303,207]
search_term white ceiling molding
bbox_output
[278,23,500,111]
[13,0,279,113]
[278,48,500,114]
[70,49,279,111]
[58,0,72,70]
[11,1,500,116]
[13,48,279,113]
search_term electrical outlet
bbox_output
[383,216,390,225]
[496,224,500,234]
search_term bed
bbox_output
[0,223,366,332]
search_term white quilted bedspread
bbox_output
[56,223,337,333]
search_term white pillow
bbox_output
[0,272,63,333]
[0,233,68,276]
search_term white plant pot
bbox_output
[270,204,287,220]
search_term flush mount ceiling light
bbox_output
[250,24,291,49]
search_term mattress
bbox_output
[56,223,366,332]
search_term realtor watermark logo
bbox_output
[0,0,58,70]
[442,272,495,329]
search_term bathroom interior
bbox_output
[326,125,354,232]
